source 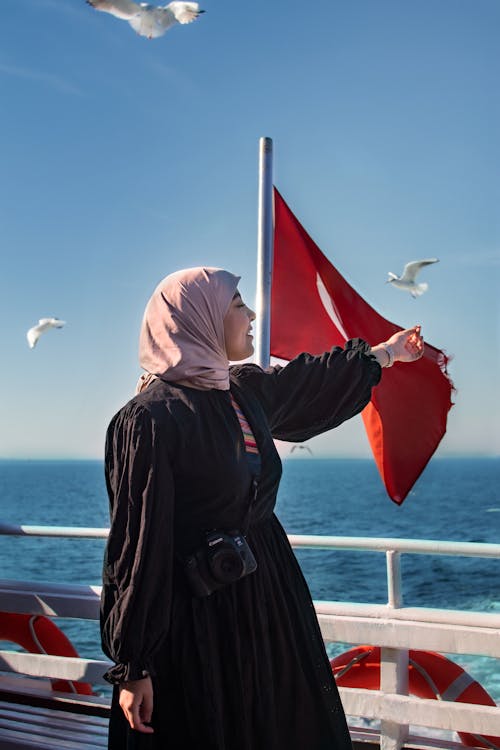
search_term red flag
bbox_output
[271,187,454,504]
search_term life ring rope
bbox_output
[335,650,370,681]
[28,615,48,655]
[407,657,443,700]
[467,736,500,750]
[408,656,476,702]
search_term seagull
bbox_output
[386,259,439,298]
[86,0,205,39]
[290,444,313,456]
[27,318,66,349]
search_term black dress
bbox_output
[101,341,381,750]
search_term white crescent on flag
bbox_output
[316,273,349,341]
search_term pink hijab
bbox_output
[138,267,240,391]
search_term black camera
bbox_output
[184,530,257,597]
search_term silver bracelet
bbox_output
[382,342,395,368]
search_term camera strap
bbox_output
[229,391,262,536]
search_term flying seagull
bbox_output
[290,444,313,456]
[386,259,439,298]
[86,0,205,39]
[27,318,66,349]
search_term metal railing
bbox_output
[0,523,499,750]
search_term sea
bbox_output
[0,457,499,709]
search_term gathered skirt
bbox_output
[107,516,352,750]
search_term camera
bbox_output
[184,530,257,597]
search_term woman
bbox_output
[101,266,423,749]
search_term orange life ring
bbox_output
[0,612,94,695]
[331,645,499,750]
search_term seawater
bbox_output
[0,457,499,704]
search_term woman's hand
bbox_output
[371,325,424,367]
[118,675,154,733]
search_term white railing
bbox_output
[0,523,499,750]
[291,536,500,750]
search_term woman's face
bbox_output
[223,292,256,361]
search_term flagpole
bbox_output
[255,136,274,369]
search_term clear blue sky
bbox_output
[0,0,498,460]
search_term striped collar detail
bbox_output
[230,393,259,455]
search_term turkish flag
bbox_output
[271,187,454,504]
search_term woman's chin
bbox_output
[228,344,254,362]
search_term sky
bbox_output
[0,0,498,463]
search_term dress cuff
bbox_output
[104,660,154,685]
[343,338,382,383]
[343,338,371,357]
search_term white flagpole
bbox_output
[254,137,274,369]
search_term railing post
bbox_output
[380,550,409,750]
[380,647,409,750]
[386,550,402,608]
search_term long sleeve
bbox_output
[101,402,175,684]
[230,339,381,443]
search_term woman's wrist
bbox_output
[381,342,395,367]
[370,343,395,368]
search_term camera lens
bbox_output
[209,546,244,583]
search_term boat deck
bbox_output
[0,675,108,749]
